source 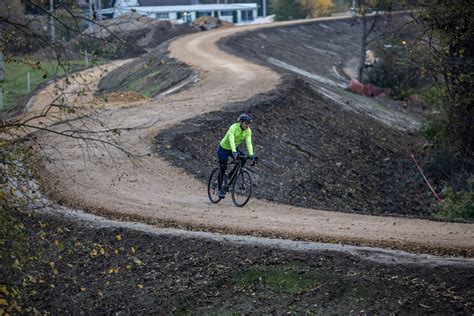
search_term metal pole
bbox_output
[352,0,356,16]
[262,0,266,17]
[97,0,102,21]
[50,0,56,47]
[89,0,93,29]
[85,49,89,66]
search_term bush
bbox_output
[272,0,305,21]
[435,178,474,221]
[364,46,422,100]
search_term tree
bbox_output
[351,0,408,83]
[300,0,333,18]
[413,0,474,154]
[0,1,137,206]
[272,0,305,21]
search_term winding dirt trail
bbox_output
[34,18,473,256]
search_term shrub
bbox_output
[435,178,474,221]
[272,0,305,21]
[364,46,422,100]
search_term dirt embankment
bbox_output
[2,208,473,314]
[156,78,434,217]
[219,16,426,128]
[97,42,195,98]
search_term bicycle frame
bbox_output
[225,156,256,190]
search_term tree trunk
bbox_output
[357,11,367,82]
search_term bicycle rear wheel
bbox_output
[231,169,252,207]
[207,167,222,203]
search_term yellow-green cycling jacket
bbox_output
[219,123,254,156]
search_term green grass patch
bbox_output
[1,58,104,111]
[120,69,162,98]
[232,263,331,294]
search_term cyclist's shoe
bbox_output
[218,189,226,199]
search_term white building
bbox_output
[112,0,259,24]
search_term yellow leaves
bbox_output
[137,284,144,289]
[80,287,86,292]
[114,249,119,255]
[48,262,58,274]
[26,275,37,284]
[108,268,119,274]
[0,286,9,296]
[90,249,98,257]
[300,0,333,17]
[133,258,143,266]
[0,299,7,306]
[100,248,105,255]
[39,231,47,240]
[131,246,136,254]
[115,235,122,241]
[12,259,21,270]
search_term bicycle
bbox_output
[207,155,257,207]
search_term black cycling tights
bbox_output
[218,160,227,191]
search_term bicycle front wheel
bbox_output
[231,169,252,207]
[207,167,221,203]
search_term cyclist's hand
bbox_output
[232,152,238,160]
[251,155,258,162]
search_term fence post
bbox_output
[85,49,89,66]
[0,51,4,111]
[27,72,31,93]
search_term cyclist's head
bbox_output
[238,113,253,130]
[238,113,253,123]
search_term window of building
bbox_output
[220,11,233,16]
[197,11,213,17]
[155,12,170,19]
[241,10,254,21]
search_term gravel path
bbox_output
[32,17,473,256]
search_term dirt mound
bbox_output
[66,13,195,59]
[156,78,435,218]
[97,43,195,98]
[98,91,149,103]
[192,16,233,30]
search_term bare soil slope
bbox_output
[156,78,433,217]
[2,207,473,314]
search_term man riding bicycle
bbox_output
[217,113,258,199]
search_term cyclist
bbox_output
[217,113,257,199]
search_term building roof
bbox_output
[138,0,195,5]
[132,3,257,12]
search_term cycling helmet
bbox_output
[238,113,253,123]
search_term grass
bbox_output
[1,58,104,111]
[232,263,331,294]
[121,69,162,98]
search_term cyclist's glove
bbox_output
[251,155,258,162]
[232,152,238,160]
